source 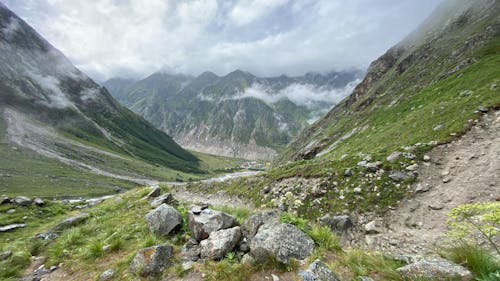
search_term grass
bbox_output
[441,243,500,279]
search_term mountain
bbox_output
[104,69,362,160]
[0,3,204,195]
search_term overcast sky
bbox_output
[3,0,441,81]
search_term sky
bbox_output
[3,0,442,81]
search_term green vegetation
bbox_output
[441,243,500,280]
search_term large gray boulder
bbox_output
[52,213,89,232]
[397,257,473,280]
[187,208,238,241]
[14,196,31,206]
[241,210,280,239]
[200,226,242,260]
[130,245,173,276]
[145,204,182,237]
[250,223,314,264]
[300,260,340,281]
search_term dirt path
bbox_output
[364,110,500,255]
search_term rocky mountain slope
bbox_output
[104,70,362,160]
[0,3,223,195]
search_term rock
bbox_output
[433,124,444,131]
[442,177,451,183]
[33,198,45,206]
[241,210,280,240]
[99,269,114,281]
[14,196,31,206]
[0,223,26,232]
[311,185,327,197]
[150,193,176,208]
[414,183,430,193]
[0,251,12,261]
[344,169,352,177]
[241,253,255,264]
[6,209,15,214]
[490,83,497,91]
[358,161,382,172]
[238,237,250,253]
[428,203,444,210]
[300,260,340,281]
[145,204,183,237]
[200,226,242,260]
[49,265,58,272]
[364,221,380,234]
[358,277,374,281]
[250,223,314,264]
[130,245,173,276]
[188,208,238,241]
[181,237,201,261]
[146,186,161,198]
[422,155,431,162]
[0,196,11,204]
[392,254,424,265]
[477,106,489,113]
[36,232,58,241]
[389,171,414,182]
[397,257,472,280]
[386,152,402,163]
[52,213,89,232]
[319,214,354,234]
[405,164,419,171]
[272,274,280,281]
[353,187,362,193]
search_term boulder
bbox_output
[0,196,11,205]
[318,214,353,234]
[187,208,238,241]
[33,198,45,206]
[397,257,472,280]
[99,269,114,281]
[150,193,177,208]
[0,223,26,232]
[300,260,340,281]
[130,245,173,276]
[181,237,201,261]
[14,196,31,206]
[52,213,89,232]
[241,210,280,239]
[145,204,182,237]
[146,186,161,198]
[200,226,242,260]
[250,223,314,264]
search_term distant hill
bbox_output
[104,69,362,160]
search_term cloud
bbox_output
[235,79,361,109]
[27,71,75,109]
[3,0,441,81]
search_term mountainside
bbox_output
[0,3,207,195]
[104,69,362,160]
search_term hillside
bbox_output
[0,3,239,197]
[104,70,362,160]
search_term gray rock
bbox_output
[36,232,58,241]
[0,196,11,204]
[250,223,314,264]
[422,155,431,162]
[344,169,352,177]
[6,209,15,214]
[241,253,255,265]
[145,204,183,237]
[0,223,26,232]
[300,260,340,281]
[387,152,402,163]
[389,171,415,182]
[433,124,444,131]
[188,208,238,241]
[392,254,424,265]
[150,193,177,208]
[52,213,89,232]
[414,183,430,193]
[14,196,31,206]
[318,214,353,234]
[241,210,280,240]
[353,187,362,193]
[181,237,201,261]
[0,251,12,261]
[238,237,250,253]
[490,83,497,91]
[146,186,161,198]
[397,257,472,280]
[358,277,374,281]
[99,269,114,281]
[200,226,242,260]
[477,106,489,113]
[130,245,173,276]
[33,198,45,206]
[357,161,382,172]
[364,221,381,234]
[405,164,419,171]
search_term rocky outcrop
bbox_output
[130,245,173,276]
[397,257,473,280]
[187,207,238,241]
[250,223,314,264]
[200,226,242,260]
[145,204,182,237]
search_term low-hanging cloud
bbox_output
[236,79,361,108]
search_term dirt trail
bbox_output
[364,110,500,254]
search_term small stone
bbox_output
[428,203,444,210]
[433,124,444,131]
[99,269,114,281]
[241,253,255,265]
[6,209,15,214]
[14,196,31,207]
[477,106,489,113]
[272,274,280,281]
[33,198,45,206]
[406,164,419,171]
[300,260,340,281]
[364,221,380,234]
[358,277,374,281]
[442,177,451,183]
[422,155,431,162]
[344,169,352,177]
[146,186,161,198]
[414,183,430,193]
[49,265,58,272]
[386,152,402,163]
[353,187,362,194]
[490,83,497,91]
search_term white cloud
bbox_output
[3,0,441,81]
[27,71,75,109]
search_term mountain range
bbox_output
[104,69,362,160]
